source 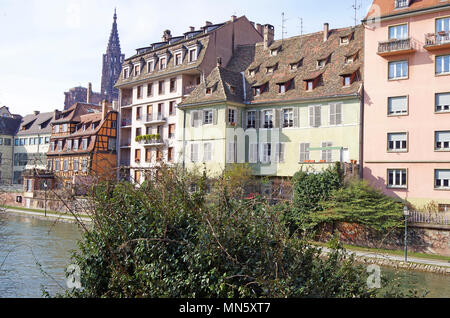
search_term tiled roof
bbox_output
[53,103,102,124]
[181,25,364,106]
[365,0,450,20]
[16,112,54,136]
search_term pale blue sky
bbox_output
[0,0,372,115]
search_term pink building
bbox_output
[363,0,450,210]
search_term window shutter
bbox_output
[274,109,279,128]
[249,144,257,163]
[190,111,195,127]
[315,106,321,127]
[336,103,342,125]
[274,143,280,163]
[256,111,261,129]
[213,109,218,125]
[236,109,240,127]
[309,106,314,127]
[242,109,246,129]
[329,104,336,126]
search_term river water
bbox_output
[0,212,449,298]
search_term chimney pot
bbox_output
[162,29,172,42]
[33,111,40,116]
[231,15,237,22]
[87,82,92,104]
[189,26,195,32]
[324,23,329,42]
[205,21,212,26]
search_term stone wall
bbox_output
[317,222,450,257]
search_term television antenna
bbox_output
[352,0,361,26]
[281,12,288,41]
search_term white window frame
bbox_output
[190,143,199,163]
[436,55,450,75]
[435,169,450,189]
[188,48,198,63]
[228,108,236,125]
[387,169,407,189]
[247,111,256,129]
[388,132,408,152]
[389,24,408,40]
[435,131,450,151]
[388,60,408,80]
[329,103,343,126]
[123,67,130,79]
[299,143,310,162]
[263,110,273,129]
[203,143,212,162]
[260,143,272,164]
[388,96,408,115]
[283,108,294,128]
[147,60,155,73]
[321,141,333,162]
[203,109,213,125]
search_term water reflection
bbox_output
[0,213,82,298]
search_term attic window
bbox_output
[345,56,354,64]
[306,80,314,91]
[270,47,281,56]
[341,70,360,87]
[253,83,267,96]
[290,59,303,70]
[277,79,294,94]
[206,87,212,95]
[266,63,278,74]
[123,68,130,79]
[188,48,198,62]
[160,57,167,70]
[229,85,236,94]
[249,68,259,76]
[147,60,155,73]
[317,58,327,69]
[395,0,409,9]
[134,64,140,76]
[340,36,349,45]
[175,52,182,66]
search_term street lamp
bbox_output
[43,181,48,217]
[403,205,410,262]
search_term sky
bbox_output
[0,0,373,115]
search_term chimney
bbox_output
[87,82,92,104]
[323,23,329,42]
[162,30,172,42]
[256,23,263,35]
[205,21,212,26]
[33,111,40,116]
[231,15,237,22]
[217,57,222,67]
[264,24,275,49]
[189,26,195,32]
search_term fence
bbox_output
[409,210,450,225]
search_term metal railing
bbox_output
[144,113,165,122]
[121,98,132,106]
[121,118,132,127]
[409,210,450,225]
[378,38,413,54]
[141,138,164,145]
[425,31,450,46]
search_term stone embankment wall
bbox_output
[317,222,450,257]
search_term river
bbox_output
[0,212,449,298]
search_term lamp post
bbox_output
[403,205,410,262]
[43,181,48,217]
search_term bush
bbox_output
[61,166,397,298]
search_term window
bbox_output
[283,109,294,128]
[261,143,271,164]
[306,80,314,91]
[58,140,63,152]
[436,17,450,34]
[340,36,349,45]
[388,96,408,115]
[136,128,142,137]
[136,107,142,120]
[170,78,177,93]
[329,103,342,125]
[321,141,333,162]
[82,138,88,150]
[299,143,310,162]
[73,139,79,150]
[389,24,408,40]
[30,138,34,146]
[82,159,88,172]
[145,149,152,162]
[343,75,351,86]
[279,83,286,94]
[317,59,326,69]
[263,110,273,128]
[123,67,129,79]
[203,110,213,124]
[47,160,53,171]
[388,169,407,188]
[228,108,236,125]
[388,133,408,151]
[108,138,116,151]
[67,140,72,151]
[192,111,201,127]
[345,56,354,64]
[63,160,68,172]
[4,138,11,146]
[254,86,262,96]
[203,143,212,162]
[15,139,19,146]
[389,60,408,79]
[175,53,182,66]
[169,124,175,138]
[395,0,409,9]
[50,141,55,151]
[168,147,174,162]
[147,83,153,97]
[73,159,79,172]
[44,137,49,144]
[270,48,279,56]
[189,48,197,62]
[134,170,141,184]
[309,105,322,127]
[147,60,154,73]
[435,170,450,189]
[436,93,450,113]
[135,149,141,163]
[247,111,256,129]
[55,160,60,172]
[169,101,176,115]
[190,143,199,162]
[160,57,167,70]
[435,131,450,151]
[137,86,143,99]
[436,55,450,75]
[134,64,140,76]
[439,204,450,212]
[55,125,60,133]
[159,81,165,95]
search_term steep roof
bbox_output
[16,112,54,136]
[364,0,450,20]
[181,25,364,106]
[53,103,102,124]
[0,117,21,136]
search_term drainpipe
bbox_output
[182,108,186,170]
[359,84,364,178]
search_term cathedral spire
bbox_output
[101,9,125,102]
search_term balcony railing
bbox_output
[425,32,450,50]
[377,38,415,56]
[144,113,166,123]
[141,138,165,146]
[121,98,132,107]
[121,118,132,127]
[120,141,131,148]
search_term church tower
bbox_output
[101,9,125,102]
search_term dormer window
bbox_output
[266,63,278,74]
[317,59,327,69]
[395,0,409,9]
[253,83,268,97]
[175,52,182,66]
[123,67,130,79]
[290,58,303,71]
[343,76,351,86]
[340,69,360,87]
[147,60,154,73]
[345,56,354,64]
[160,57,167,70]
[229,85,236,94]
[188,48,197,62]
[340,36,350,45]
[306,80,314,91]
[134,64,140,76]
[277,78,294,94]
[206,87,212,95]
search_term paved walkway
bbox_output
[321,247,450,268]
[3,208,92,223]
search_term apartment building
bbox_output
[13,111,54,185]
[363,0,450,209]
[45,101,118,189]
[115,15,263,183]
[179,23,364,191]
[0,107,21,185]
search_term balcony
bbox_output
[121,97,132,107]
[141,138,165,147]
[142,113,166,125]
[121,118,132,127]
[120,141,131,148]
[424,32,450,51]
[377,38,416,57]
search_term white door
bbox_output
[341,148,350,163]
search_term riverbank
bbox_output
[1,207,91,224]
